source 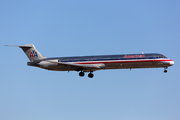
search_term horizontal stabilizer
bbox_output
[5,45,20,47]
[5,44,34,48]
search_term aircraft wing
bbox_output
[42,60,105,71]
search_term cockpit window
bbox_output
[159,55,167,58]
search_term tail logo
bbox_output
[30,50,38,57]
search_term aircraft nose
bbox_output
[170,61,174,66]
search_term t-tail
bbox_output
[6,44,46,61]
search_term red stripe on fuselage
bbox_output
[73,59,173,64]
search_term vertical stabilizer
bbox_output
[19,44,46,61]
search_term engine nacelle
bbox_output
[38,59,59,67]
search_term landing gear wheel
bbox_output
[164,67,168,73]
[79,71,85,77]
[88,73,94,78]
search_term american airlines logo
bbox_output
[124,55,145,58]
[30,50,38,57]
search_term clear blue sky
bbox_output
[0,0,180,120]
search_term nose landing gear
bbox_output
[164,67,168,73]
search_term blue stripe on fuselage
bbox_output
[43,53,165,63]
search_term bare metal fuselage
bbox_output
[7,44,174,78]
[28,54,174,72]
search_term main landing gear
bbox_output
[164,67,168,73]
[88,72,94,78]
[79,71,94,78]
[79,71,85,77]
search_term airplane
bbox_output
[6,44,174,78]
